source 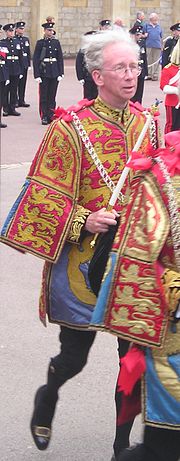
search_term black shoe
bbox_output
[9,110,21,116]
[41,117,48,125]
[0,122,7,128]
[19,102,30,107]
[3,111,9,116]
[30,385,57,451]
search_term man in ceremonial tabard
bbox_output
[90,130,180,461]
[0,29,160,459]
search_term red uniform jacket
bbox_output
[160,63,180,107]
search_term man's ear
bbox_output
[92,69,104,87]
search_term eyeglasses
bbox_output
[102,65,142,77]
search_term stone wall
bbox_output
[0,0,177,55]
[0,0,31,38]
[58,0,103,56]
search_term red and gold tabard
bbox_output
[0,98,156,260]
[91,145,180,346]
[1,97,158,327]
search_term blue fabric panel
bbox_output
[1,180,30,235]
[145,348,180,426]
[91,252,117,324]
[49,243,94,326]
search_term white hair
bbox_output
[136,11,144,19]
[149,13,158,20]
[81,29,140,73]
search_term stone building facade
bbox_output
[0,0,179,56]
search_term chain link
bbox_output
[150,118,157,149]
[71,111,124,204]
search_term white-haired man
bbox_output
[133,11,145,28]
[1,29,159,460]
[143,13,163,80]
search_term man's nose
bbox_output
[124,68,134,78]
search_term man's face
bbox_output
[16,27,24,36]
[44,28,54,38]
[150,15,158,25]
[92,42,139,108]
[173,30,180,38]
[6,29,15,38]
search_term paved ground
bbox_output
[0,61,165,461]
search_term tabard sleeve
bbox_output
[67,205,91,243]
[162,269,180,320]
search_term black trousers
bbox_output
[171,106,180,131]
[17,68,28,103]
[113,339,134,457]
[48,327,133,456]
[143,425,180,461]
[39,77,58,120]
[165,106,180,133]
[3,75,19,113]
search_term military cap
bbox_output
[3,23,15,31]
[129,25,143,35]
[170,22,180,31]
[99,19,111,27]
[41,22,55,30]
[15,21,26,28]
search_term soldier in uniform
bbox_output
[76,31,98,100]
[33,22,64,125]
[129,25,148,104]
[2,23,23,117]
[15,21,31,107]
[162,22,180,68]
[45,17,56,37]
[0,24,9,128]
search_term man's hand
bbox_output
[57,76,62,82]
[19,74,23,79]
[84,208,119,234]
[5,79,10,86]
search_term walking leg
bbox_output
[30,326,96,450]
